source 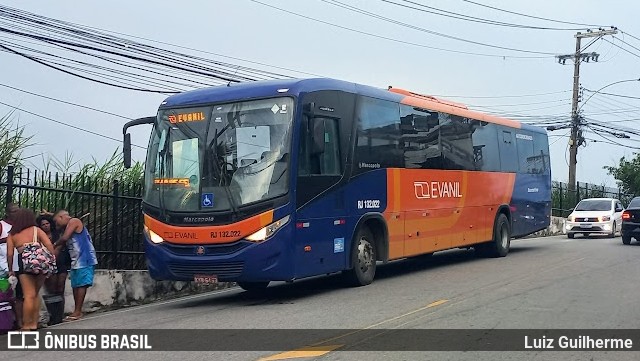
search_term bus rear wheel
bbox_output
[476,213,510,258]
[345,226,376,287]
[237,281,269,292]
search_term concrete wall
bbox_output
[528,216,566,238]
[52,271,234,314]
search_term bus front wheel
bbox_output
[345,226,376,287]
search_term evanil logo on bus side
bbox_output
[414,181,463,199]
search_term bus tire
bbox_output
[484,213,511,258]
[238,281,270,292]
[345,226,376,287]
[622,236,632,245]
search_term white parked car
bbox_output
[565,198,624,238]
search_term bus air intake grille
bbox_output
[168,261,244,279]
[164,242,250,256]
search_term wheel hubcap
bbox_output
[500,225,508,249]
[357,238,373,273]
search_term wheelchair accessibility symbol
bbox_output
[202,193,214,207]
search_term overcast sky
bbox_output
[1,0,639,187]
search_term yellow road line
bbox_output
[256,254,587,360]
[310,299,449,346]
[257,345,343,361]
[255,299,449,361]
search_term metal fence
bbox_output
[552,181,632,218]
[1,165,145,270]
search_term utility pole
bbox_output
[556,28,617,191]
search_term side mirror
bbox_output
[124,133,132,169]
[311,118,325,155]
[122,116,155,169]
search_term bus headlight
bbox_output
[246,215,290,242]
[144,225,165,244]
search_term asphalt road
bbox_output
[3,234,640,360]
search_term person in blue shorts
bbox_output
[53,210,97,321]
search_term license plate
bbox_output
[580,223,592,228]
[194,274,218,284]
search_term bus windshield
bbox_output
[143,97,294,212]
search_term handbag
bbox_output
[21,227,57,276]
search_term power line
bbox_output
[0,8,286,81]
[0,42,177,94]
[477,102,572,116]
[586,120,640,138]
[587,127,640,149]
[317,0,558,55]
[0,100,146,149]
[612,35,640,55]
[470,101,572,113]
[0,5,320,78]
[0,4,298,92]
[0,83,136,120]
[378,0,588,30]
[0,38,209,91]
[40,21,323,78]
[429,89,572,99]
[602,38,640,59]
[460,0,606,27]
[583,88,640,100]
[0,25,262,84]
[585,96,640,118]
[463,98,572,108]
[247,0,550,59]
[589,117,640,125]
[549,129,571,146]
[619,30,640,44]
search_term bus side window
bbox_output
[470,120,500,172]
[440,114,475,170]
[499,129,518,172]
[516,131,535,174]
[299,117,342,176]
[354,96,402,174]
[532,133,550,174]
[316,118,341,175]
[400,105,442,169]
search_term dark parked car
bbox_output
[621,196,640,245]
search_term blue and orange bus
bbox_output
[123,78,551,290]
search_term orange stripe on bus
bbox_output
[144,210,274,245]
[383,169,515,259]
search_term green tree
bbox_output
[0,110,32,170]
[1,110,32,202]
[604,153,640,197]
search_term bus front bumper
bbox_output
[143,233,293,283]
